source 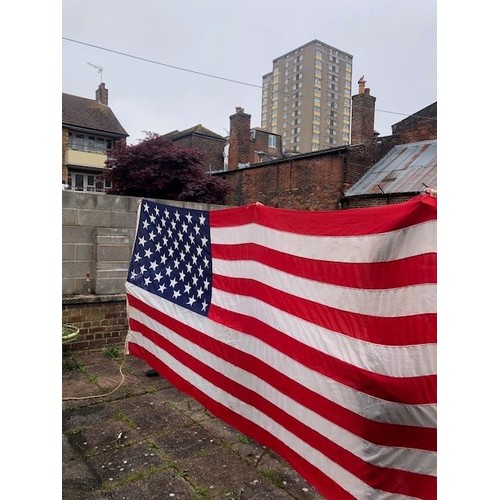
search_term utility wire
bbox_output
[63,37,262,89]
[63,37,436,122]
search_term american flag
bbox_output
[125,195,437,499]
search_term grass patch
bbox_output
[194,485,210,498]
[62,352,83,371]
[260,468,284,489]
[223,489,244,500]
[104,346,120,359]
[147,441,159,451]
[112,409,135,428]
[237,434,251,444]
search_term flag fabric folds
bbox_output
[125,194,437,499]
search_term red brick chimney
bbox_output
[96,82,108,106]
[228,107,251,170]
[350,76,376,144]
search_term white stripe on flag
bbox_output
[211,219,437,263]
[213,259,437,317]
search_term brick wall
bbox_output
[62,295,128,352]
[341,193,417,210]
[391,102,437,144]
[172,134,226,172]
[220,151,347,210]
[251,129,283,164]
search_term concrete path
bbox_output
[62,348,322,499]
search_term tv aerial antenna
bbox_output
[87,62,103,83]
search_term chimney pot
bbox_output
[357,75,366,95]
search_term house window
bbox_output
[96,138,106,153]
[68,132,114,153]
[268,135,277,149]
[73,134,85,150]
[68,172,112,192]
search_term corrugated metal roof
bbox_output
[345,140,437,196]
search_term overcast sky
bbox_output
[62,0,437,145]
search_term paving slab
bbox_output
[62,348,322,499]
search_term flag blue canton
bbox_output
[127,200,212,316]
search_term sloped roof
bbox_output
[62,93,128,137]
[345,140,437,196]
[163,124,225,141]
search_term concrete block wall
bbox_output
[62,190,140,296]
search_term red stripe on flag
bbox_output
[210,194,437,236]
[212,242,437,289]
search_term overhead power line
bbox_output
[63,37,261,89]
[62,37,436,121]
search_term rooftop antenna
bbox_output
[87,62,103,83]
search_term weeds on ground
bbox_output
[260,468,285,489]
[62,352,84,371]
[147,441,159,451]
[104,346,120,359]
[194,485,210,498]
[173,467,188,479]
[112,409,136,429]
[237,434,251,444]
[223,489,245,500]
[102,465,167,491]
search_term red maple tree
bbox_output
[102,133,231,204]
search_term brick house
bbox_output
[62,83,128,191]
[215,80,436,211]
[227,107,285,170]
[162,124,226,172]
